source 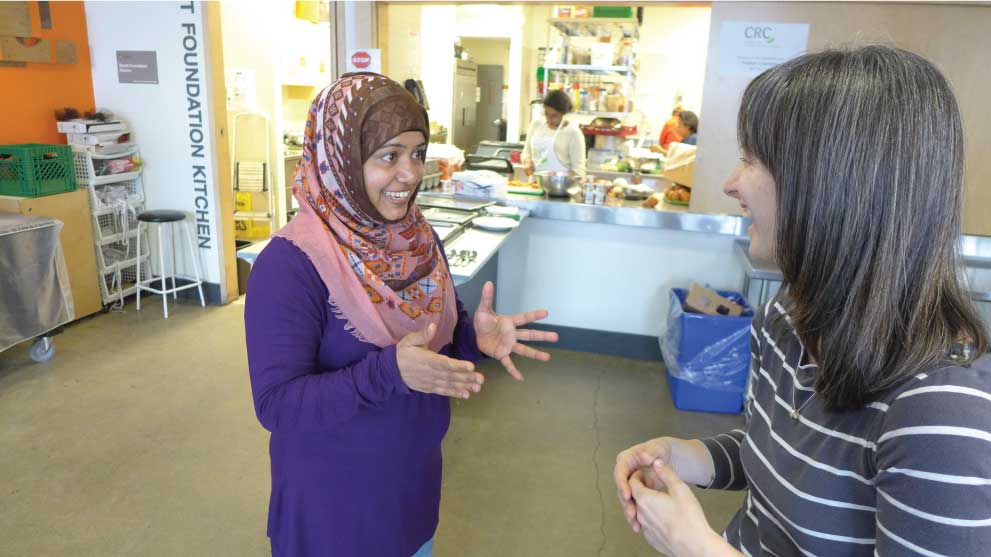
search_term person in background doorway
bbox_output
[614,46,991,557]
[523,89,587,177]
[245,73,558,557]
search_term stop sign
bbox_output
[351,51,371,69]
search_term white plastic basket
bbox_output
[87,178,144,213]
[92,203,143,244]
[99,255,151,305]
[72,146,143,187]
[96,235,146,271]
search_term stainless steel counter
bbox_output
[733,238,991,304]
[420,191,750,237]
[445,225,519,286]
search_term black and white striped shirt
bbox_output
[702,297,991,556]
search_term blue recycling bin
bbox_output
[662,288,754,413]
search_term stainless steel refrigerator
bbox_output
[451,60,478,151]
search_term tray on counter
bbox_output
[417,194,495,212]
[421,207,476,225]
[428,221,466,244]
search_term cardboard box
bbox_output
[0,37,51,63]
[684,283,743,317]
[661,142,696,187]
[0,190,103,318]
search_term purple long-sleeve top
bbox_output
[244,236,484,557]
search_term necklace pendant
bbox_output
[790,408,800,420]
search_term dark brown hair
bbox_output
[678,110,698,133]
[543,89,573,114]
[738,45,988,410]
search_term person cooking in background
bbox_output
[652,110,699,155]
[656,107,685,150]
[523,89,587,177]
[676,111,699,146]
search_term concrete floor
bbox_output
[0,299,744,556]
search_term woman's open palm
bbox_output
[473,281,559,380]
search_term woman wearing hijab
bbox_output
[245,73,558,557]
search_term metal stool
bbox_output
[135,210,205,318]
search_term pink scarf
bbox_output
[276,73,457,352]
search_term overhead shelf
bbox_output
[573,111,635,119]
[544,63,638,77]
[549,17,639,39]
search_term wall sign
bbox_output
[717,21,810,78]
[346,48,381,74]
[116,50,159,84]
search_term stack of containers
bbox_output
[59,118,149,307]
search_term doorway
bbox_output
[458,37,510,147]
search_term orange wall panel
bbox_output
[0,1,94,145]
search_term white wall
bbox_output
[221,2,331,228]
[636,6,712,138]
[381,4,422,82]
[379,4,552,144]
[220,0,278,226]
[454,5,524,142]
[460,38,511,85]
[420,5,456,134]
[86,0,226,290]
[496,218,744,337]
[521,4,553,133]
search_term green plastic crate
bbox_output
[0,143,76,198]
[593,6,634,19]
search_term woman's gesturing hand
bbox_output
[473,281,559,380]
[397,323,484,399]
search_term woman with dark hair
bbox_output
[245,73,558,556]
[675,110,698,146]
[654,106,685,151]
[522,89,587,176]
[653,110,699,155]
[614,46,991,556]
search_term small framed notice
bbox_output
[117,50,159,84]
[717,21,810,78]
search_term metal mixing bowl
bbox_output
[534,171,574,197]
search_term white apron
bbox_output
[531,121,568,173]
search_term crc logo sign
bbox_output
[351,51,371,69]
[745,26,775,43]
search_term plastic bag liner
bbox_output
[661,288,754,392]
[0,214,74,353]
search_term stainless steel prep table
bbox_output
[0,213,74,362]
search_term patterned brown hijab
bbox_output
[275,72,458,352]
[328,72,429,224]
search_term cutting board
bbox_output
[508,184,545,196]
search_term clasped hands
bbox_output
[613,438,741,557]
